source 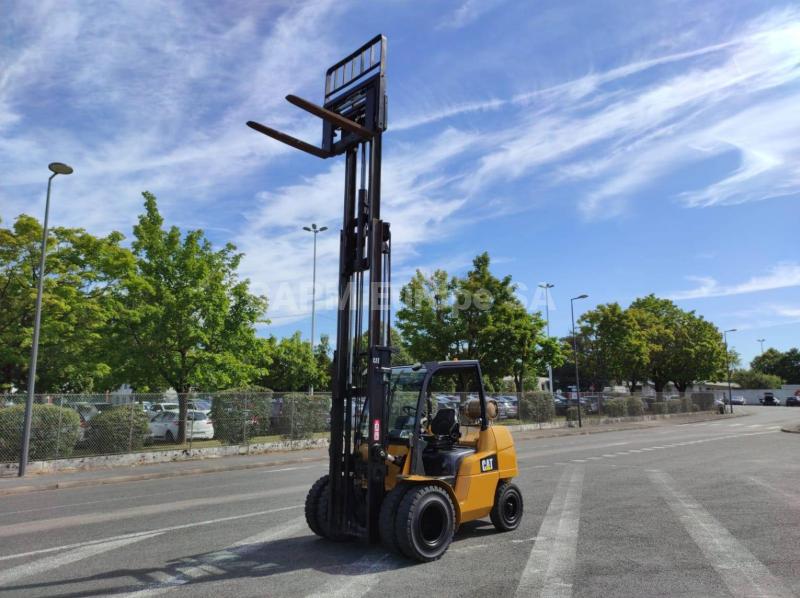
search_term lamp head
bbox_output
[48,162,73,176]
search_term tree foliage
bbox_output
[751,347,799,384]
[732,369,783,389]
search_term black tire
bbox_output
[379,484,410,553]
[165,430,175,443]
[305,475,329,537]
[490,481,524,532]
[316,478,350,542]
[395,485,455,562]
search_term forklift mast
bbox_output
[247,35,391,541]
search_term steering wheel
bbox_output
[401,405,417,416]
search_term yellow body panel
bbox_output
[391,425,519,525]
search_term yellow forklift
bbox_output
[248,35,523,562]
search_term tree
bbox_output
[314,334,333,392]
[396,253,557,391]
[732,369,782,389]
[752,348,799,384]
[110,193,267,441]
[0,214,131,392]
[627,295,680,393]
[260,332,318,391]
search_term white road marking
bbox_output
[747,424,763,428]
[117,516,308,597]
[306,553,399,598]
[649,470,793,598]
[0,530,163,585]
[0,484,308,538]
[602,454,616,458]
[571,459,586,463]
[0,504,301,563]
[745,476,798,504]
[516,465,584,598]
[728,423,743,427]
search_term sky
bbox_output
[1,0,799,368]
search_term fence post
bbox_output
[242,395,249,452]
[291,397,296,450]
[128,399,135,453]
[55,395,63,459]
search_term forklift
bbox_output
[248,35,523,562]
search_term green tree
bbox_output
[0,215,131,392]
[732,369,782,389]
[314,334,333,392]
[751,347,799,383]
[396,253,556,391]
[260,332,318,391]
[110,193,267,441]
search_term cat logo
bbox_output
[480,455,497,472]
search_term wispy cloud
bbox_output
[670,263,800,300]
[438,0,506,30]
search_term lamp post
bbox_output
[724,328,737,414]
[570,294,589,428]
[19,162,73,477]
[303,223,327,395]
[538,283,555,396]
[757,338,765,354]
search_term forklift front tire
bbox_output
[490,481,524,532]
[395,484,455,562]
[379,483,410,553]
[305,475,329,537]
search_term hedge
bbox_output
[520,392,555,423]
[211,393,272,444]
[651,402,667,415]
[680,397,691,413]
[86,406,150,453]
[604,399,625,418]
[272,394,328,439]
[566,406,579,422]
[667,400,682,414]
[625,396,644,417]
[0,404,81,461]
[691,393,715,412]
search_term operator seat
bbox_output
[422,408,474,479]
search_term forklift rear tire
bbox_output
[305,475,329,537]
[379,484,410,553]
[395,485,455,562]
[490,481,523,532]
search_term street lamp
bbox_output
[303,223,327,395]
[19,162,73,477]
[538,283,555,396]
[724,328,737,414]
[757,338,765,354]
[570,294,589,428]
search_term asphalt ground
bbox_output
[0,406,797,597]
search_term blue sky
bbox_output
[1,0,799,367]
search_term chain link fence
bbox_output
[0,390,722,465]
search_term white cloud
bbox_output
[670,263,800,300]
[438,0,505,30]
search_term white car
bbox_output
[148,410,214,442]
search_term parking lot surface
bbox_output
[0,406,798,597]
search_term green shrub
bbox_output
[625,396,644,417]
[272,394,328,439]
[604,399,625,417]
[566,406,579,422]
[86,406,150,453]
[520,392,555,423]
[666,400,682,414]
[680,397,691,413]
[0,404,81,461]
[210,393,271,445]
[651,402,667,415]
[691,404,700,412]
[690,392,715,411]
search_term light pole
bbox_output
[570,294,589,428]
[757,338,765,354]
[303,223,327,395]
[19,162,73,477]
[538,283,555,396]
[724,328,736,414]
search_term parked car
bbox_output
[495,395,519,419]
[148,410,214,442]
[726,396,745,405]
[714,398,726,414]
[786,395,800,407]
[148,402,179,417]
[760,392,780,406]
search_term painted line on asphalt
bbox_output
[0,530,163,586]
[118,516,308,597]
[744,476,799,504]
[305,553,399,598]
[0,484,309,538]
[0,504,302,562]
[516,465,584,598]
[648,470,793,598]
